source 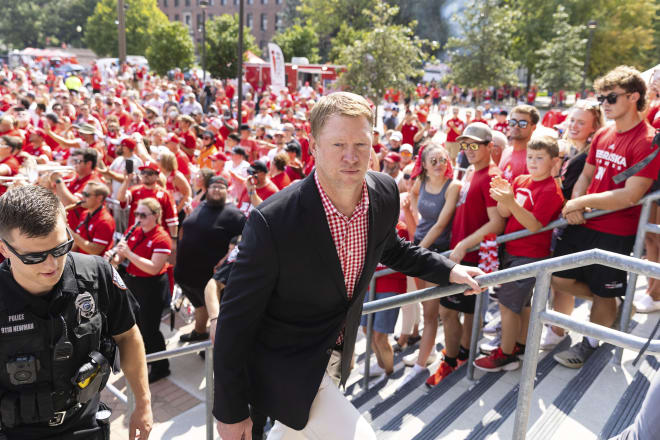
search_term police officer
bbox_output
[0,186,152,439]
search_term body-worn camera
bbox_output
[7,355,39,386]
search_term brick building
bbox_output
[157,0,286,54]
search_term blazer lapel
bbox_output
[299,172,348,299]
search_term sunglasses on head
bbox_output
[459,142,486,151]
[2,229,74,265]
[134,211,153,219]
[596,92,630,105]
[508,119,529,128]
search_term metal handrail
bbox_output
[359,189,660,391]
[121,341,214,440]
[361,249,660,439]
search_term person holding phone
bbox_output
[235,160,279,214]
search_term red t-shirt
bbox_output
[237,180,279,213]
[584,121,660,236]
[446,117,465,142]
[374,222,409,293]
[74,206,116,255]
[127,185,179,231]
[400,123,419,146]
[472,118,489,125]
[239,138,259,162]
[126,225,171,277]
[450,164,500,263]
[499,147,528,182]
[504,175,564,258]
[271,171,291,190]
[493,121,509,136]
[175,150,191,178]
[181,131,197,160]
[0,155,20,196]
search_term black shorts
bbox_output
[440,263,477,314]
[552,225,635,298]
[498,251,542,314]
[178,282,206,308]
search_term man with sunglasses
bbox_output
[499,105,539,182]
[0,185,152,440]
[71,182,116,256]
[553,65,660,369]
[117,161,179,241]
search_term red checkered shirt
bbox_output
[315,172,370,345]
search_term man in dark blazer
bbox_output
[213,92,484,440]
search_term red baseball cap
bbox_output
[210,152,228,161]
[120,137,137,150]
[166,134,181,144]
[139,161,160,173]
[384,152,401,163]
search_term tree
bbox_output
[445,0,518,89]
[146,22,195,76]
[85,0,168,57]
[205,14,259,80]
[328,23,368,62]
[534,5,585,94]
[0,0,49,48]
[271,23,320,63]
[42,0,98,47]
[336,2,433,110]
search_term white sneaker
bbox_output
[360,361,385,377]
[479,334,501,355]
[540,325,567,350]
[398,367,425,389]
[634,295,660,314]
[403,349,437,367]
[483,319,501,335]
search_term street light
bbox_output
[582,20,597,98]
[200,0,208,83]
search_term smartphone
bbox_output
[125,159,134,174]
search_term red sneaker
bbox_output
[440,348,468,367]
[473,346,520,372]
[425,361,456,387]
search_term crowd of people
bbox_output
[0,58,659,438]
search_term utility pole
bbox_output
[117,0,127,69]
[200,0,208,83]
[237,0,244,121]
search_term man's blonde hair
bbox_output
[309,92,373,139]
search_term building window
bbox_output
[260,40,266,52]
[276,0,282,4]
[163,0,168,7]
[184,12,192,29]
[234,0,238,4]
[208,13,214,19]
[174,13,180,21]
[261,0,268,4]
[246,13,253,28]
[174,0,180,6]
[247,0,253,4]
[220,0,226,4]
[260,13,267,31]
[275,13,283,32]
[185,0,191,6]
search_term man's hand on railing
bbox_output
[449,264,486,295]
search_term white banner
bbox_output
[268,43,286,92]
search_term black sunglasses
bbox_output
[2,229,74,265]
[140,170,158,176]
[135,211,154,219]
[596,92,630,105]
[508,119,529,128]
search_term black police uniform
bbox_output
[0,253,138,440]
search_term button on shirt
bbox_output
[315,172,369,344]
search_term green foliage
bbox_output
[336,2,433,106]
[85,0,168,57]
[328,24,367,63]
[445,0,518,89]
[42,0,98,47]
[535,5,585,93]
[146,22,195,76]
[272,23,320,63]
[205,14,259,80]
[0,0,50,48]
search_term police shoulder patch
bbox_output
[112,267,127,290]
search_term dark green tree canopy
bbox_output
[205,14,259,80]
[146,22,195,76]
[271,23,320,63]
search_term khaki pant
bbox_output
[267,351,376,440]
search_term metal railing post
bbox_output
[205,345,214,440]
[467,288,488,381]
[362,277,377,392]
[512,271,551,440]
[615,198,652,363]
[126,383,135,423]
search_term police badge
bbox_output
[75,292,96,321]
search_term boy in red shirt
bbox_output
[426,123,506,386]
[553,65,660,368]
[444,107,465,163]
[474,136,564,371]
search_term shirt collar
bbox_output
[314,171,370,221]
